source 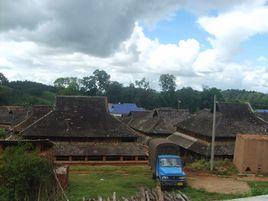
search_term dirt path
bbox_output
[188,173,251,194]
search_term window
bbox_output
[106,156,121,161]
[72,156,86,161]
[123,156,135,161]
[159,158,181,167]
[87,156,103,161]
[138,156,148,161]
[55,156,69,161]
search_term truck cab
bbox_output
[156,155,186,187]
[148,138,187,188]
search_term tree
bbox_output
[176,87,201,112]
[0,73,8,85]
[92,69,111,94]
[54,77,80,95]
[106,81,123,103]
[0,144,54,201]
[134,78,150,90]
[200,87,224,109]
[80,76,98,95]
[159,74,176,92]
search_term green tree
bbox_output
[92,69,111,94]
[80,76,98,95]
[176,87,201,112]
[0,73,8,85]
[200,87,224,109]
[0,128,5,139]
[54,77,80,95]
[159,74,176,92]
[0,144,54,201]
[134,78,150,90]
[106,81,123,103]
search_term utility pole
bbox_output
[177,100,181,109]
[210,95,216,171]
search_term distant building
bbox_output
[108,103,144,117]
[255,109,268,122]
[22,96,147,164]
[234,134,268,174]
[123,108,192,137]
[168,103,268,159]
[0,106,29,131]
[0,105,51,135]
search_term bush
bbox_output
[188,159,238,175]
[0,144,56,201]
[188,159,209,171]
[0,128,5,139]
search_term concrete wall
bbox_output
[234,134,268,174]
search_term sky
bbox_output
[1,0,268,92]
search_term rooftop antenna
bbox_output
[210,95,216,171]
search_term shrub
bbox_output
[0,144,56,201]
[0,128,5,139]
[188,159,209,171]
[188,159,238,175]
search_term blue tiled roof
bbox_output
[109,103,144,115]
[256,109,268,113]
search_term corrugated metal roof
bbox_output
[109,103,144,115]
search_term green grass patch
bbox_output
[67,165,268,201]
[67,165,155,201]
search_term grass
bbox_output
[67,165,268,201]
[180,181,268,201]
[187,159,238,175]
[67,165,155,201]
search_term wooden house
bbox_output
[168,103,268,159]
[22,96,147,164]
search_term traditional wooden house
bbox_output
[0,106,29,131]
[14,105,52,133]
[0,105,51,137]
[256,110,268,122]
[123,108,192,137]
[168,102,268,159]
[22,96,147,164]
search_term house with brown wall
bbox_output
[234,134,268,174]
[21,96,147,164]
[123,108,192,138]
[168,102,268,159]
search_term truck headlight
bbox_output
[180,176,186,180]
[161,176,169,180]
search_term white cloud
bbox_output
[1,0,268,92]
[194,4,268,74]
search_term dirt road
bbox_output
[187,172,251,194]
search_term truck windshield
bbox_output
[159,158,181,167]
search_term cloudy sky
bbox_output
[1,0,268,92]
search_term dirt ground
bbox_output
[187,172,251,194]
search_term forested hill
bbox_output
[0,75,56,106]
[1,71,268,111]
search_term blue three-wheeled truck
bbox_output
[148,138,187,188]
